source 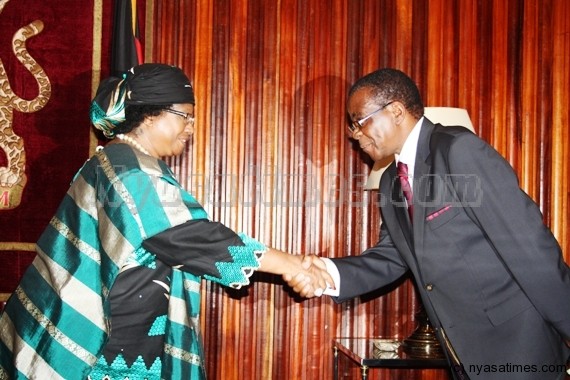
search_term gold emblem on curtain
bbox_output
[0,1,51,210]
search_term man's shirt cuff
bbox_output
[321,257,340,297]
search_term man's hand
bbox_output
[283,254,334,298]
[258,249,334,298]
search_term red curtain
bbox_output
[0,0,114,295]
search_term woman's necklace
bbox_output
[116,133,151,156]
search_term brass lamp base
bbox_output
[402,308,445,358]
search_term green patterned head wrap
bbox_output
[90,63,195,138]
[90,77,128,138]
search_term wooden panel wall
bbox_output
[150,1,570,379]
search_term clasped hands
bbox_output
[283,254,334,298]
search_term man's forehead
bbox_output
[348,88,378,114]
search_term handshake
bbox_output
[281,254,335,298]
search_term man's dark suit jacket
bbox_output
[331,118,570,379]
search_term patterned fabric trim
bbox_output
[164,344,201,366]
[97,150,148,240]
[130,246,157,269]
[50,216,101,265]
[148,315,167,336]
[88,354,161,380]
[204,233,266,288]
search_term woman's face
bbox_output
[141,103,195,157]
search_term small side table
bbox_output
[333,337,449,380]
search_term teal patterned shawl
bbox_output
[0,145,264,379]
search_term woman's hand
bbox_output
[259,249,334,298]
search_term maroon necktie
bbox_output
[397,161,413,221]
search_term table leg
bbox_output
[361,365,369,380]
[333,346,338,380]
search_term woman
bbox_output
[0,63,330,379]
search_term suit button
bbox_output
[425,284,434,291]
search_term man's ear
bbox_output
[390,101,406,124]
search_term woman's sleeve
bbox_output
[142,219,266,288]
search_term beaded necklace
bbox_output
[116,133,152,156]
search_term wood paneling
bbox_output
[151,1,570,379]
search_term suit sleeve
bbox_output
[331,221,409,303]
[448,133,570,339]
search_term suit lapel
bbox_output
[379,119,436,275]
[412,119,436,259]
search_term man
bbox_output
[286,68,570,379]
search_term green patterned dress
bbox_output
[0,144,265,380]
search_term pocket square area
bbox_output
[426,205,452,221]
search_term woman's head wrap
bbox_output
[90,63,195,138]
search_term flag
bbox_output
[111,0,143,77]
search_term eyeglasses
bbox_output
[348,101,394,134]
[165,108,195,125]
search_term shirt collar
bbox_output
[394,117,424,178]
